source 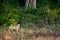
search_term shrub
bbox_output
[0,4,21,26]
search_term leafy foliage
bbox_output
[0,4,20,26]
[0,0,60,28]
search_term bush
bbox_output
[0,4,21,26]
[0,3,59,28]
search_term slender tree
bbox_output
[33,0,36,8]
[26,0,29,6]
[26,0,36,8]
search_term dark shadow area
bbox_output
[18,0,26,7]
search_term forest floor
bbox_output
[0,28,60,40]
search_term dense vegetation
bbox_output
[0,0,60,29]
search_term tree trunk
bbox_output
[26,0,36,8]
[33,0,36,8]
[29,0,32,6]
[26,0,29,6]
